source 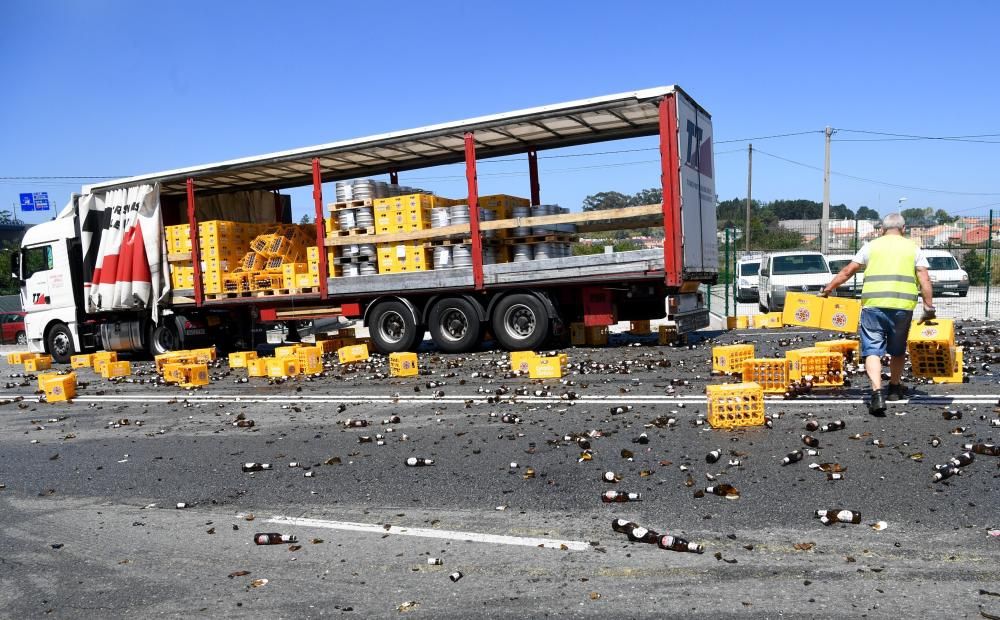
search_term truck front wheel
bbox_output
[46,323,75,364]
[491,293,550,351]
[369,300,422,353]
[148,322,178,357]
[428,297,482,354]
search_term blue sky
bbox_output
[2,1,999,226]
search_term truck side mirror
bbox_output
[10,251,21,282]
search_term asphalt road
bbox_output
[1,326,999,619]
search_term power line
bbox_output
[753,148,1000,197]
[833,129,1000,144]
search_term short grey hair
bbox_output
[882,213,905,231]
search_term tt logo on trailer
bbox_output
[32,293,50,305]
[685,120,714,179]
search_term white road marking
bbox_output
[8,393,999,406]
[265,515,591,551]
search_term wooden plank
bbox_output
[322,204,664,247]
[167,252,193,262]
[274,306,343,320]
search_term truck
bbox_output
[14,86,718,363]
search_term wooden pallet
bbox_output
[503,234,577,245]
[423,237,503,248]
[330,227,376,237]
[207,286,320,300]
[273,287,320,295]
[329,200,373,211]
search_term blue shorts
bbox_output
[859,307,913,358]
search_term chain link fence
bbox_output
[705,212,1000,322]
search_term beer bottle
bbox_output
[948,452,975,467]
[821,420,845,432]
[805,420,819,432]
[242,463,272,472]
[603,471,620,483]
[611,518,637,534]
[658,535,704,554]
[601,490,641,503]
[627,525,660,544]
[706,484,740,499]
[801,435,820,448]
[610,405,633,415]
[782,449,804,465]
[405,457,434,467]
[633,433,649,445]
[932,466,960,482]
[942,410,962,420]
[964,443,1000,456]
[814,509,861,525]
[234,419,255,428]
[705,449,721,464]
[254,533,297,545]
[345,419,368,428]
[382,415,401,424]
[501,414,520,424]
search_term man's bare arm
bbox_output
[916,267,934,308]
[821,261,863,297]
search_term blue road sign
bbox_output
[19,192,50,212]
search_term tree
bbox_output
[299,213,312,224]
[856,206,879,220]
[0,210,12,225]
[581,191,630,212]
[962,249,987,285]
[900,207,934,227]
[830,204,854,219]
[934,209,956,225]
[629,188,662,206]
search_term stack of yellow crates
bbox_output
[478,194,529,240]
[907,318,962,383]
[373,193,449,275]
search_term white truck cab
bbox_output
[14,216,83,361]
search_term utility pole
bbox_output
[745,143,753,252]
[821,126,833,254]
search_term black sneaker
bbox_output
[887,383,907,402]
[868,390,887,417]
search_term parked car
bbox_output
[826,254,865,298]
[0,311,26,345]
[924,249,969,297]
[758,251,832,313]
[736,257,761,303]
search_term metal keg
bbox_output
[360,262,378,276]
[533,242,552,261]
[512,206,531,237]
[480,208,497,239]
[374,181,390,198]
[512,244,533,262]
[344,244,359,257]
[355,207,374,229]
[431,207,451,228]
[335,180,353,202]
[449,204,470,225]
[531,204,552,235]
[337,209,356,230]
[351,180,375,200]
[452,244,472,268]
[358,244,376,259]
[433,246,453,270]
[343,263,360,278]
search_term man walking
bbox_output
[821,213,935,416]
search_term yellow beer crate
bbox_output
[7,351,34,364]
[162,362,188,384]
[389,351,419,377]
[180,363,210,387]
[228,351,257,368]
[814,339,860,361]
[928,346,964,384]
[71,353,95,369]
[741,358,791,394]
[753,313,783,329]
[37,372,62,391]
[337,344,369,364]
[24,355,53,372]
[706,382,765,429]
[528,355,564,379]
[781,292,825,328]
[297,346,324,374]
[785,348,844,386]
[267,356,300,378]
[247,357,269,377]
[727,316,749,330]
[101,360,131,378]
[510,351,536,373]
[907,319,955,349]
[712,344,755,374]
[629,320,652,335]
[44,374,77,402]
[819,297,861,333]
[275,345,303,359]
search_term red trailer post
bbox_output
[464,132,484,291]
[312,158,329,300]
[186,178,203,307]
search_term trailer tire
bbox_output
[46,323,74,364]
[148,322,178,357]
[428,297,482,353]
[491,293,550,351]
[369,300,421,353]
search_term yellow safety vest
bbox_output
[861,235,919,310]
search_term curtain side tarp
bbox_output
[80,183,170,321]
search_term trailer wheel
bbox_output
[428,297,482,353]
[491,293,550,351]
[369,300,421,353]
[46,323,74,364]
[148,322,177,357]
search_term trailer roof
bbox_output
[85,85,704,196]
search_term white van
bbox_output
[924,249,969,297]
[736,257,761,303]
[758,251,832,313]
[826,254,864,298]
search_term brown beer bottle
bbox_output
[658,535,704,554]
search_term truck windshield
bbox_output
[772,255,829,275]
[739,262,760,276]
[927,256,959,270]
[23,245,53,279]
